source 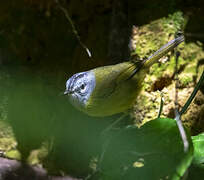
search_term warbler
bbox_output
[64,35,184,117]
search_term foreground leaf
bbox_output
[192,133,204,165]
[97,118,193,180]
[187,133,204,180]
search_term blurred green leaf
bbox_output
[187,164,204,180]
[187,132,204,180]
[192,133,204,165]
[97,118,193,180]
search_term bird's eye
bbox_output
[81,84,85,90]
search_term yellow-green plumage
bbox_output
[65,35,184,117]
[86,61,146,116]
[85,35,184,117]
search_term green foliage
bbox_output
[162,11,185,33]
[5,149,21,160]
[187,164,204,180]
[94,118,193,180]
[0,2,203,179]
[192,133,204,165]
[179,75,193,87]
[132,11,184,60]
[186,133,204,180]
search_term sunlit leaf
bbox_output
[187,133,204,180]
[192,133,204,165]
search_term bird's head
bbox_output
[64,71,96,110]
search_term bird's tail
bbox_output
[119,34,184,81]
[143,35,184,69]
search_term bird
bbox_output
[64,35,184,117]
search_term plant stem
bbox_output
[157,92,164,118]
[179,70,204,116]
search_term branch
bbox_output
[55,0,92,58]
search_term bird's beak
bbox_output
[64,90,73,95]
[64,90,69,95]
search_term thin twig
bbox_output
[179,70,204,115]
[175,112,189,152]
[157,91,164,118]
[85,114,128,180]
[175,58,204,152]
[55,0,92,58]
[101,113,128,137]
[174,50,189,152]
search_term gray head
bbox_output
[64,71,96,110]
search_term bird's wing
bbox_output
[116,61,143,84]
